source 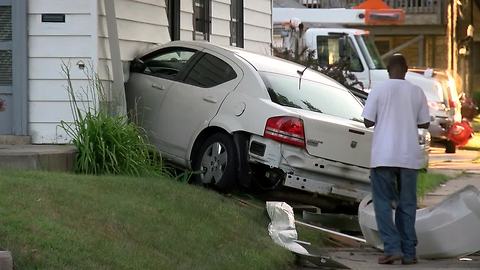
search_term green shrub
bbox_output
[59,63,164,176]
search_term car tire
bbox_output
[445,140,456,154]
[191,133,237,191]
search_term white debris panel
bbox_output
[359,185,480,259]
[265,201,309,255]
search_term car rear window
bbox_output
[260,71,364,121]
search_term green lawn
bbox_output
[0,170,293,270]
[417,171,449,198]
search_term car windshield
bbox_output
[356,34,386,70]
[260,71,364,122]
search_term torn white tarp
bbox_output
[359,185,480,259]
[266,201,309,255]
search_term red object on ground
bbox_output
[447,121,474,146]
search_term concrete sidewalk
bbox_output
[327,248,480,269]
[0,144,76,172]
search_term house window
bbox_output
[193,0,210,41]
[166,0,180,41]
[230,0,244,47]
[0,6,12,86]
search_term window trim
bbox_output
[230,0,244,48]
[193,0,211,41]
[166,0,180,41]
[1,0,27,135]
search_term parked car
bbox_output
[126,41,429,201]
[409,68,460,153]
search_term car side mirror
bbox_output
[130,58,147,73]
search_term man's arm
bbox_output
[364,118,375,128]
[362,88,378,129]
[417,89,431,129]
[418,122,430,129]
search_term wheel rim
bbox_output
[199,142,228,184]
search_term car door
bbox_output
[126,46,200,147]
[155,49,242,160]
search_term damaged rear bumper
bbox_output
[248,135,371,201]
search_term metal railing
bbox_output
[298,0,440,14]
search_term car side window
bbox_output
[184,53,237,88]
[142,48,196,79]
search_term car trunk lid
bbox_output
[291,109,372,168]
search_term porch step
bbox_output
[0,135,31,145]
[0,145,76,172]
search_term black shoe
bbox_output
[378,255,403,264]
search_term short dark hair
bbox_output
[387,54,408,71]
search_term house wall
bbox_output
[28,0,273,143]
[97,0,170,79]
[244,0,272,55]
[27,0,98,143]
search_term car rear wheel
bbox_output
[191,133,237,191]
[445,140,456,154]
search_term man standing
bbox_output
[362,54,430,265]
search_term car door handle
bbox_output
[203,96,217,104]
[151,83,165,90]
[348,129,365,135]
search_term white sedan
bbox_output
[126,41,429,201]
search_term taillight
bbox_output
[264,116,305,148]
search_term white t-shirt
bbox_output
[362,79,430,169]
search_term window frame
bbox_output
[166,0,180,41]
[193,0,211,41]
[0,0,27,135]
[230,0,244,48]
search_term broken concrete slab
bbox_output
[359,185,480,259]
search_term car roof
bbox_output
[142,40,347,90]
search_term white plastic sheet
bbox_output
[266,201,309,255]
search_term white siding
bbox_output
[97,0,169,82]
[28,0,96,143]
[211,0,231,47]
[243,0,272,55]
[180,0,194,41]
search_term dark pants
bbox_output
[371,167,418,260]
